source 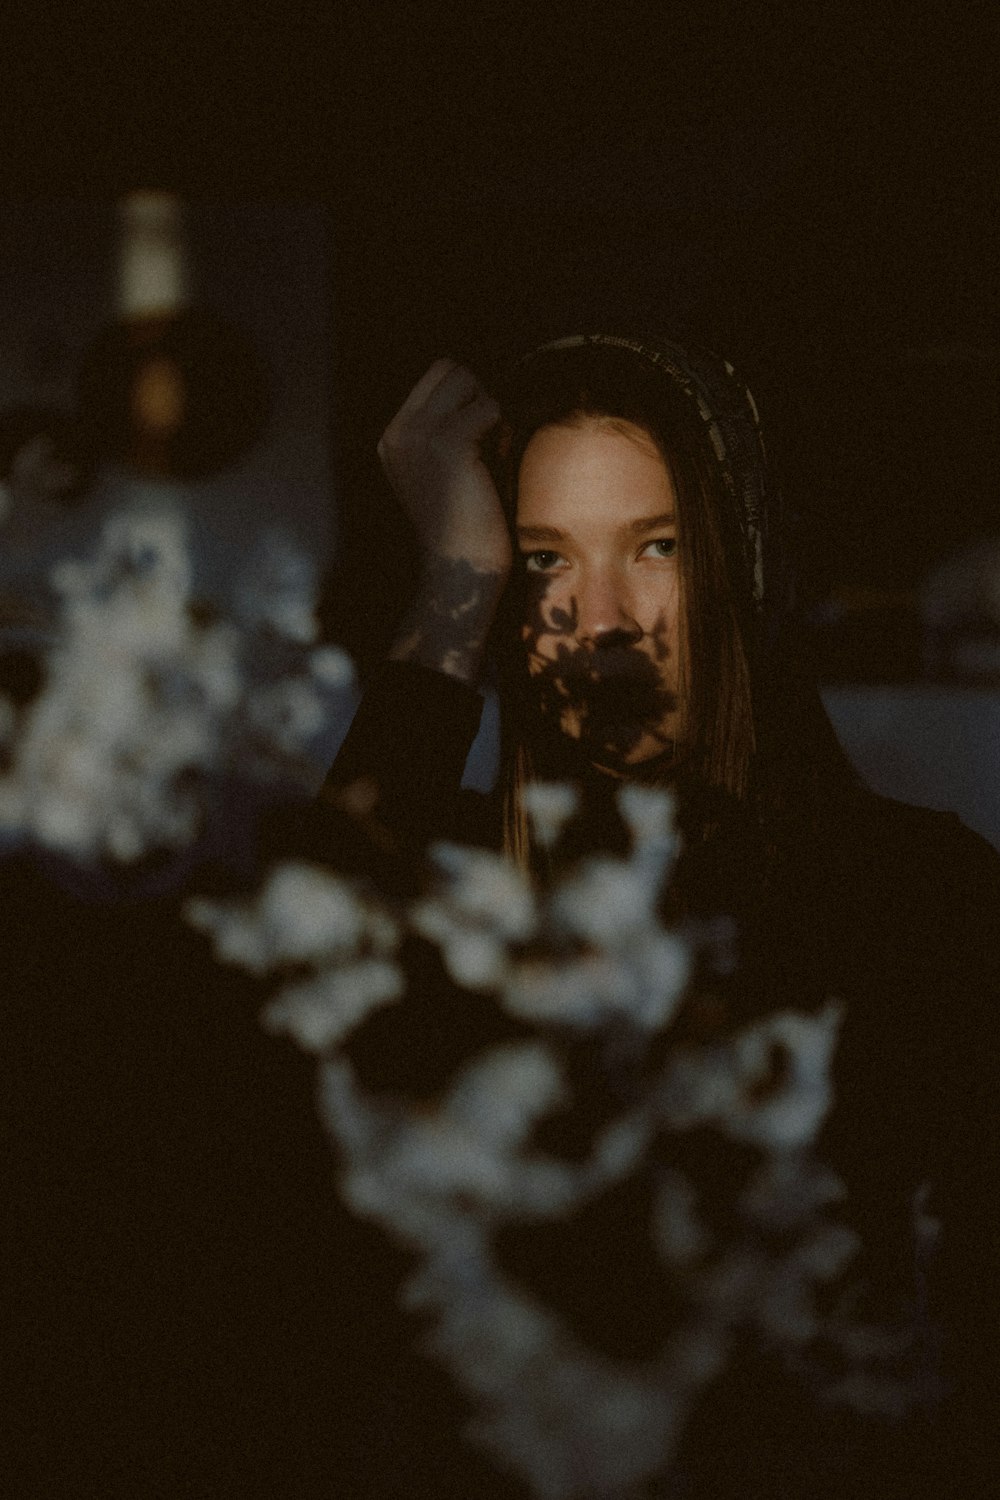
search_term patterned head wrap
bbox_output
[515,333,789,649]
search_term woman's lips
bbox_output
[528,652,678,752]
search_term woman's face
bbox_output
[515,417,683,766]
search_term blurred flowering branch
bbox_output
[189,781,936,1498]
[0,500,937,1494]
[0,504,352,867]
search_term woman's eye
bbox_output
[643,537,677,559]
[523,550,562,572]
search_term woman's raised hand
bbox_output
[377,359,512,576]
[380,360,512,682]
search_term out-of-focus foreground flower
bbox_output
[0,505,936,1496]
[191,784,935,1499]
[0,504,352,867]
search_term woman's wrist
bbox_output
[388,553,510,684]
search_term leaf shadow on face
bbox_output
[517,572,679,763]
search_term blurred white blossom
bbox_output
[653,1169,711,1265]
[659,1002,844,1149]
[0,489,936,1491]
[186,771,933,1494]
[263,961,405,1051]
[231,529,321,643]
[0,505,354,865]
[309,645,355,688]
[726,1005,843,1149]
[428,842,538,941]
[523,781,579,849]
[189,860,402,1052]
[411,842,537,990]
[616,783,678,889]
[505,834,691,1031]
[189,861,380,970]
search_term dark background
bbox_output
[3,1,997,648]
[1,11,998,1494]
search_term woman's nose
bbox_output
[575,569,643,646]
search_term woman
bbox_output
[324,335,999,1494]
[325,334,931,919]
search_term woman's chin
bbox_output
[544,705,678,770]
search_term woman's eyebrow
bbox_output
[516,512,677,545]
[516,523,565,543]
[626,511,676,536]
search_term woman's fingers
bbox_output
[390,357,459,424]
[386,360,491,437]
[448,388,501,441]
[418,361,486,422]
[376,359,510,574]
[378,362,499,479]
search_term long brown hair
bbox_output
[489,341,759,866]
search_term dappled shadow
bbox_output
[391,554,510,681]
[518,570,678,764]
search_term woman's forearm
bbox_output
[388,555,510,685]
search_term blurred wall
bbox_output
[822,685,1000,852]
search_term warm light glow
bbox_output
[131,355,186,436]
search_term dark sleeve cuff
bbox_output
[320,661,485,848]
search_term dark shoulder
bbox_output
[789,788,1000,1007]
[855,793,1000,908]
[863,791,997,855]
[828,791,1000,1014]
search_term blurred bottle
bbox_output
[76,191,270,480]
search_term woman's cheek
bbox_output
[637,570,679,619]
[521,626,557,670]
[521,577,566,648]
